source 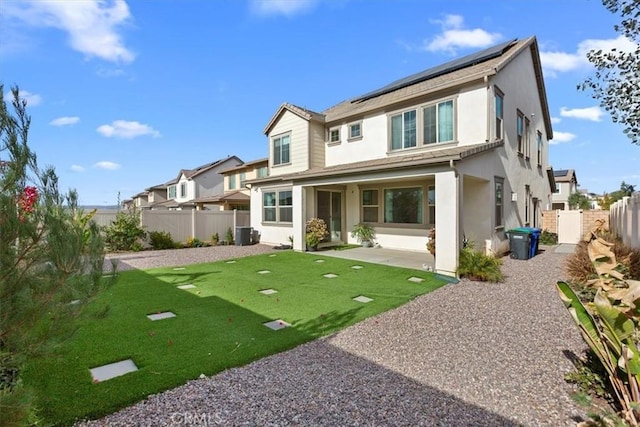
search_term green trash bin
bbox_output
[507,230,532,260]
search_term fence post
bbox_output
[631,195,639,249]
[191,209,196,239]
[233,209,237,241]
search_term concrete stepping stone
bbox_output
[90,359,138,382]
[259,289,278,295]
[147,311,176,321]
[258,270,271,274]
[408,277,425,283]
[314,259,325,263]
[173,267,186,270]
[69,299,81,305]
[178,284,196,290]
[351,265,363,270]
[102,274,115,278]
[269,254,277,257]
[226,260,237,264]
[263,319,290,330]
[353,295,373,303]
[323,273,338,278]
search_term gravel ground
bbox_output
[81,245,588,426]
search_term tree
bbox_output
[596,180,637,209]
[0,86,111,425]
[568,192,592,210]
[579,0,640,144]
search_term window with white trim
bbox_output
[524,116,531,159]
[423,100,454,144]
[361,189,378,222]
[168,185,176,199]
[239,172,246,188]
[390,110,417,150]
[257,166,268,178]
[517,110,524,155]
[180,182,187,198]
[328,128,340,144]
[495,88,504,140]
[384,187,423,224]
[537,131,543,166]
[390,98,456,151]
[273,134,290,165]
[348,122,362,140]
[263,189,292,223]
[495,178,504,228]
[428,185,436,225]
[229,174,236,190]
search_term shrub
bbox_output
[148,231,176,250]
[539,229,558,245]
[566,241,598,283]
[457,243,504,282]
[225,227,234,245]
[103,208,146,251]
[305,218,328,248]
[211,232,219,245]
[185,236,205,248]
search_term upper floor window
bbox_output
[273,134,290,165]
[524,116,531,159]
[229,174,236,190]
[168,185,176,199]
[328,128,340,144]
[423,100,454,144]
[537,131,542,166]
[495,88,504,140]
[180,182,187,197]
[239,172,246,188]
[495,178,504,228]
[348,122,362,141]
[517,110,524,155]
[257,166,268,178]
[390,110,417,150]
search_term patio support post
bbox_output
[292,185,305,251]
[435,170,460,276]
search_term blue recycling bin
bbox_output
[513,227,541,258]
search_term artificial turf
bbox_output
[23,250,449,425]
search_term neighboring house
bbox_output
[130,191,149,209]
[145,181,169,209]
[196,157,269,211]
[154,156,243,210]
[552,169,578,210]
[248,36,555,277]
[121,198,133,210]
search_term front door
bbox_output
[317,190,342,243]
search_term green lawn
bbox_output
[24,251,449,425]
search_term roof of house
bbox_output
[194,191,250,204]
[263,103,324,135]
[248,141,504,184]
[149,199,196,208]
[553,169,577,183]
[175,156,243,181]
[220,157,269,174]
[322,36,552,139]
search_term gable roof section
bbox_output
[554,169,577,183]
[248,141,503,184]
[194,191,250,204]
[323,36,553,140]
[263,103,324,135]
[220,157,268,174]
[172,156,243,182]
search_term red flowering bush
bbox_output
[17,185,37,220]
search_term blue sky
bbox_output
[1,0,638,205]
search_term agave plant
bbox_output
[557,219,640,426]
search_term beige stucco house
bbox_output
[551,169,579,210]
[248,36,555,276]
[196,157,268,210]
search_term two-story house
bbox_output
[552,169,579,210]
[148,156,243,210]
[248,36,555,276]
[195,158,268,210]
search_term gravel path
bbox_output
[82,245,588,426]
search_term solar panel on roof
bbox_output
[352,39,518,104]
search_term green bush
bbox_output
[458,244,504,282]
[185,236,205,248]
[148,231,176,250]
[539,229,558,245]
[103,209,146,251]
[225,227,234,245]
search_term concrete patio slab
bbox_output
[147,311,176,321]
[263,319,290,330]
[90,359,138,382]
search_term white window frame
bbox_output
[328,127,341,144]
[257,166,268,178]
[428,185,436,226]
[537,131,543,166]
[168,185,176,199]
[495,87,504,140]
[262,188,293,224]
[389,97,456,152]
[524,116,531,159]
[229,174,236,190]
[348,121,363,141]
[180,182,187,198]
[361,189,379,223]
[389,109,417,150]
[495,177,504,229]
[422,100,455,145]
[272,133,291,166]
[239,172,246,189]
[517,110,525,155]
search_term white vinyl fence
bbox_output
[610,194,640,249]
[93,209,251,243]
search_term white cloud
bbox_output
[250,0,317,16]
[70,164,85,172]
[3,0,135,63]
[94,161,121,170]
[4,89,42,106]
[96,120,160,139]
[540,35,636,76]
[551,116,562,124]
[560,106,603,122]
[50,116,80,126]
[550,131,577,144]
[423,14,502,54]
